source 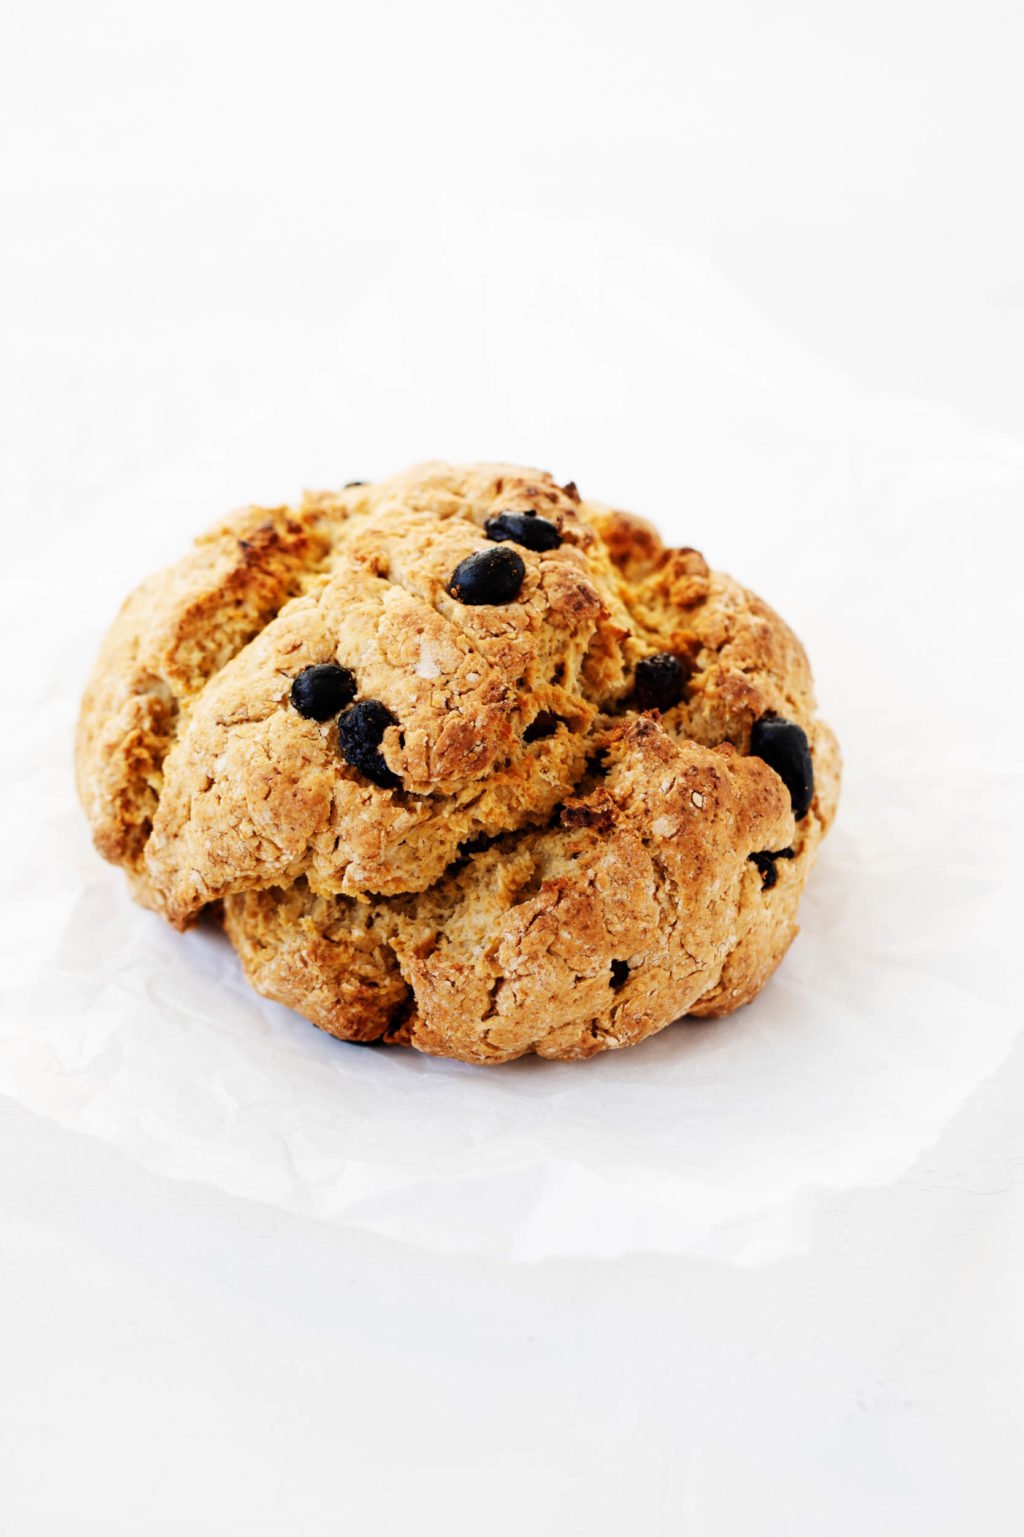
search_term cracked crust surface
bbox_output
[76,461,840,1064]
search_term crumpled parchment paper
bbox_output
[2,232,1020,1262]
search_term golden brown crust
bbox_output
[77,462,841,1063]
[221,883,411,1044]
[74,506,331,866]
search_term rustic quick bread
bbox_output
[76,462,840,1063]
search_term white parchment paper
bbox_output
[2,229,1021,1262]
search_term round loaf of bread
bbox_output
[76,462,840,1063]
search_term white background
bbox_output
[2,1,1024,1532]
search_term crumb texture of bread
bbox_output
[77,462,841,1063]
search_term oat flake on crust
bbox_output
[76,462,840,1064]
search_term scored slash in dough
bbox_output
[76,462,840,1064]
